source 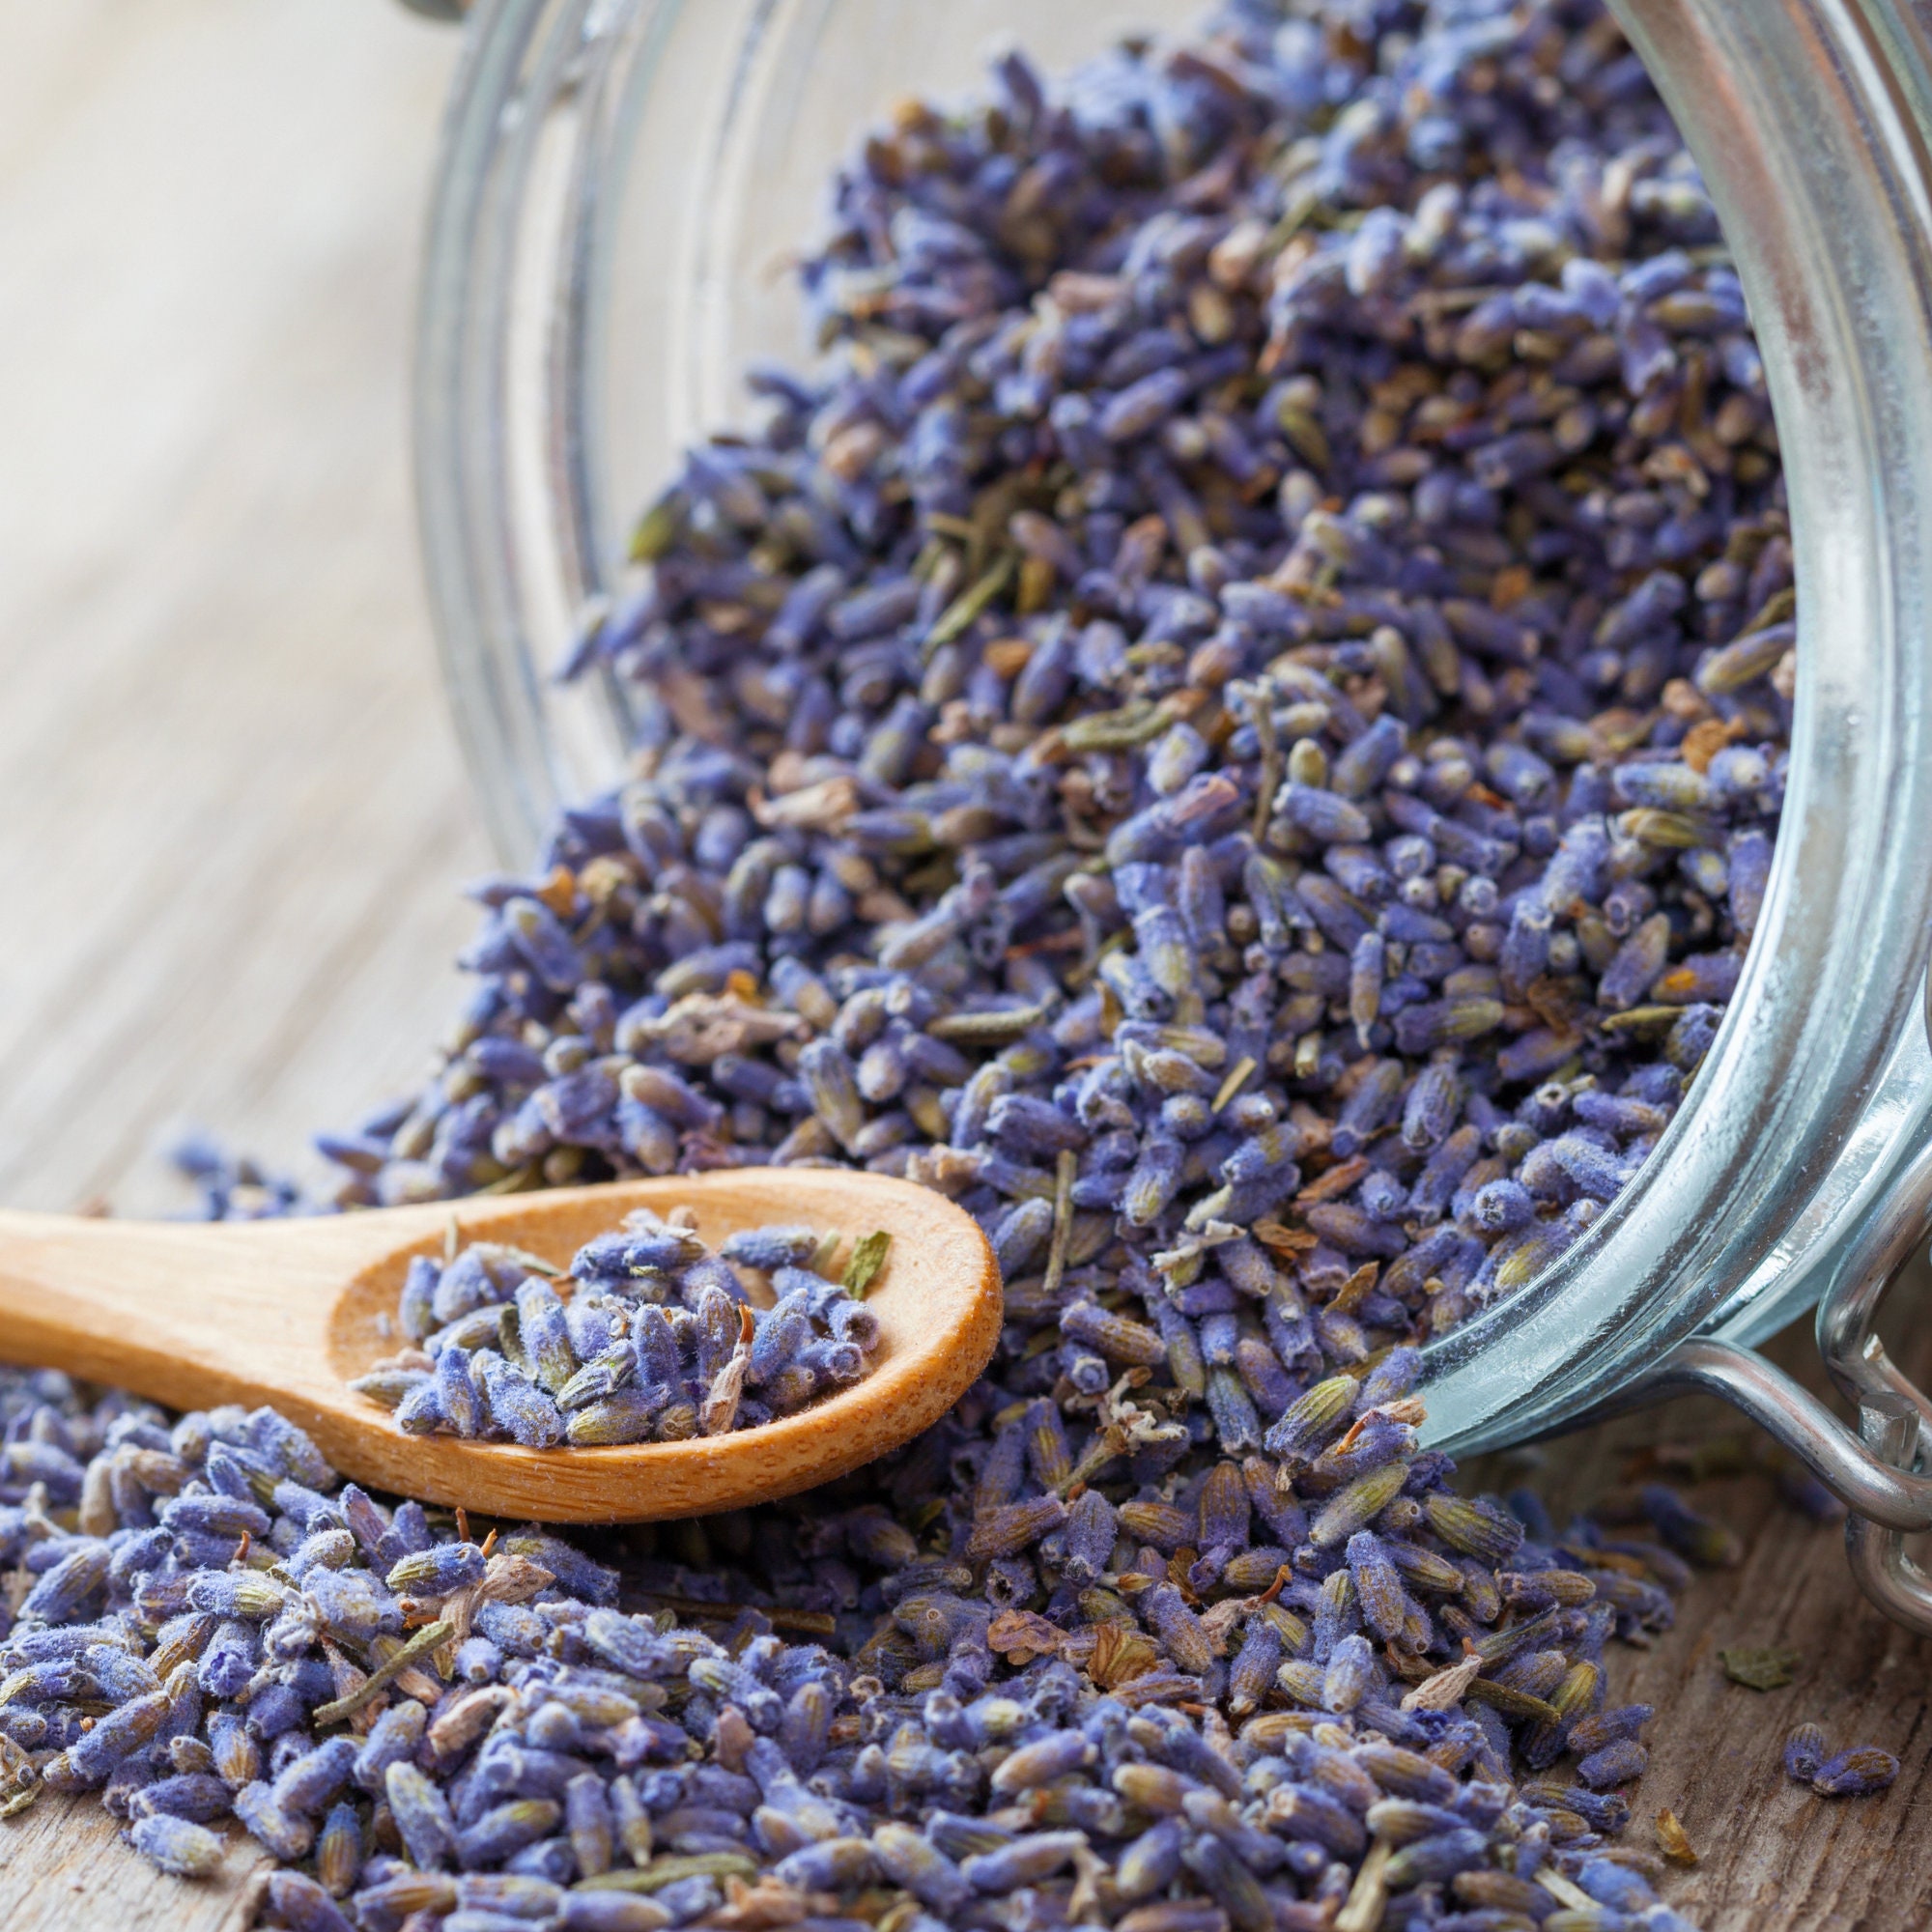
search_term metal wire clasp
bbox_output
[1634,1127,1932,1633]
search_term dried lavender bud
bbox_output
[1322,1634,1378,1713]
[1347,1531,1412,1644]
[509,1279,577,1396]
[266,1872,355,1932]
[560,1898,675,1932]
[315,1801,361,1897]
[1575,1739,1650,1789]
[872,1821,973,1913]
[132,1772,230,1824]
[1311,1464,1408,1548]
[1641,1484,1746,1566]
[232,1781,314,1861]
[386,1542,487,1597]
[128,1811,225,1878]
[454,1796,561,1868]
[1384,1825,1489,1889]
[1783,1722,1830,1782]
[1812,1746,1901,1797]
[385,1761,456,1870]
[1423,1494,1525,1565]
[270,1735,357,1817]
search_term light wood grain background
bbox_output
[0,4,1925,1927]
[0,10,474,1912]
[0,0,483,1228]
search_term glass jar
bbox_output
[412,0,1932,1625]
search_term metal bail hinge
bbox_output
[1845,1395,1932,1632]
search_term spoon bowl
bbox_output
[0,1170,1002,1521]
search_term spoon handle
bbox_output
[0,1208,410,1419]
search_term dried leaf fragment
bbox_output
[985,1608,1068,1666]
[1399,1655,1482,1713]
[1719,1644,1801,1690]
[1088,1621,1161,1689]
[1252,1219,1318,1256]
[1656,1807,1698,1863]
[842,1230,891,1298]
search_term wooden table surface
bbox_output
[0,5,1926,1927]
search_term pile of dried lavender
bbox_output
[350,1213,885,1449]
[0,1355,1712,1932]
[2,0,1812,1924]
[331,0,1792,1367]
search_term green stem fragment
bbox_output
[487,1244,564,1278]
[928,999,1054,1044]
[1246,681,1282,841]
[632,1592,837,1638]
[1040,1150,1077,1302]
[1211,1056,1257,1114]
[923,554,1015,656]
[311,1619,454,1727]
[575,1852,759,1892]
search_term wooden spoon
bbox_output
[0,1170,1001,1523]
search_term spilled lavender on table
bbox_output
[0,1357,1729,1932]
[1,2,1813,1928]
[1782,1725,1900,1800]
